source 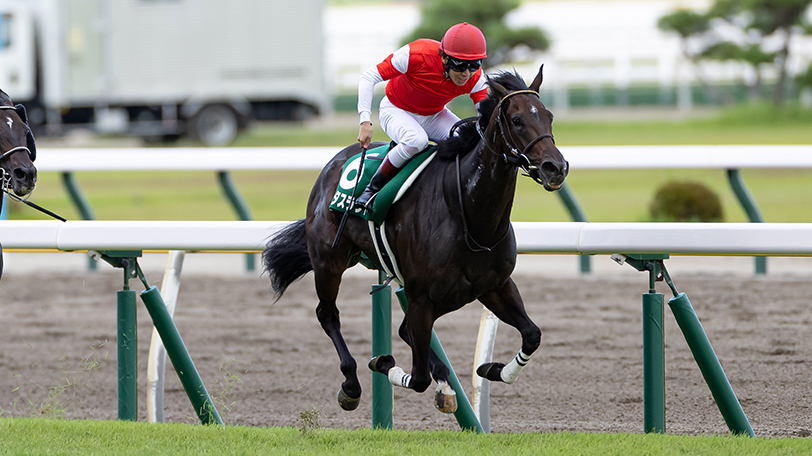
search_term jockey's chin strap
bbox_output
[488,90,555,186]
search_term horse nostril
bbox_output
[541,161,560,176]
[13,167,36,183]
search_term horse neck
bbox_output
[455,140,518,241]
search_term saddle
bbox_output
[329,143,437,225]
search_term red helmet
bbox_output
[440,22,487,60]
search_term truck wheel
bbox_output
[190,105,239,146]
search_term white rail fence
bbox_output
[4,220,812,255]
[30,145,812,172]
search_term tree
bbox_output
[700,42,776,101]
[660,0,812,106]
[739,0,812,105]
[657,10,735,103]
[402,0,550,67]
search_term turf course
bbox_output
[1,418,810,455]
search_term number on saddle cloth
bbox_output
[329,143,437,225]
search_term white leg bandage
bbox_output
[500,350,531,384]
[388,366,411,388]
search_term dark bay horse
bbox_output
[264,66,568,414]
[0,89,38,280]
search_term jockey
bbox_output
[355,22,489,209]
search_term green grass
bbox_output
[7,104,812,222]
[1,418,810,455]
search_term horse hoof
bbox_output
[434,382,457,414]
[368,355,396,374]
[337,388,361,411]
[476,362,505,382]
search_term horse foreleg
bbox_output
[476,279,541,384]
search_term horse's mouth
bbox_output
[543,183,561,192]
[11,182,35,197]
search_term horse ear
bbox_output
[488,79,509,100]
[14,104,28,124]
[529,64,544,93]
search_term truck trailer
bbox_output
[0,0,328,145]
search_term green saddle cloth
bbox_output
[329,143,437,225]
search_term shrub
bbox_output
[649,181,724,222]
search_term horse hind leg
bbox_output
[313,266,363,411]
[428,350,456,413]
[475,279,541,385]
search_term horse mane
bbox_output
[436,70,530,161]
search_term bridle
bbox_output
[452,89,556,252]
[487,89,555,186]
[0,105,34,161]
[0,104,63,220]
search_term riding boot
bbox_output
[355,167,395,210]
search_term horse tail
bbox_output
[262,219,312,300]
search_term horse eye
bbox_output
[511,116,523,127]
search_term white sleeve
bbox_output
[358,66,384,124]
[389,44,410,74]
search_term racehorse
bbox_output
[263,65,568,415]
[0,89,38,281]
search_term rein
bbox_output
[455,154,510,252]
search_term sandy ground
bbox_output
[0,252,810,436]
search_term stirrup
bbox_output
[355,191,377,210]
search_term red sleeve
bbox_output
[376,55,403,81]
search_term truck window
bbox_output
[0,13,11,50]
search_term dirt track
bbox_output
[1,267,810,436]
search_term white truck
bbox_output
[0,0,329,145]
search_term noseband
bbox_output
[0,105,34,161]
[488,90,554,185]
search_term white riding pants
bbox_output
[378,96,460,168]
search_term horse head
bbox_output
[0,90,37,197]
[485,65,568,191]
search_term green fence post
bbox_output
[727,169,766,275]
[615,254,668,433]
[394,287,484,433]
[108,252,142,422]
[371,271,393,429]
[217,171,255,272]
[556,182,590,273]
[140,286,223,425]
[667,292,755,437]
[117,288,138,421]
[642,265,665,433]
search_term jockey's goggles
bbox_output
[446,57,482,73]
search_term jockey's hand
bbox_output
[358,122,373,149]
